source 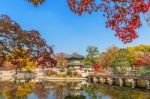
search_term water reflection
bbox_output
[0,80,149,99]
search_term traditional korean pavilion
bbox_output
[66,51,84,69]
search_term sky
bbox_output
[0,0,150,55]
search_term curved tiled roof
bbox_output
[66,52,84,59]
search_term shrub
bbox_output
[138,67,150,76]
[73,72,79,77]
[66,70,72,76]
[44,70,57,76]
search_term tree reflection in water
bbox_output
[34,82,50,99]
[53,82,67,99]
[0,81,149,99]
[0,81,16,99]
[83,84,99,99]
[84,84,150,99]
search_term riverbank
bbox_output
[0,70,88,81]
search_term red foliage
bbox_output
[92,63,101,72]
[36,48,57,68]
[27,0,45,6]
[67,0,150,43]
[0,15,56,70]
[134,52,150,67]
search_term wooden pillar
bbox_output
[111,78,115,85]
[88,77,91,83]
[100,77,105,84]
[88,77,90,82]
[109,78,114,86]
[119,78,125,87]
[90,77,93,83]
[146,80,150,90]
[132,79,138,88]
[93,77,97,83]
[89,77,91,82]
[107,78,111,85]
[87,77,90,82]
[119,78,123,87]
[123,78,126,86]
[96,77,100,83]
[104,78,108,84]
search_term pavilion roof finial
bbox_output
[73,49,77,53]
[66,49,84,59]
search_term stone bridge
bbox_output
[87,75,150,90]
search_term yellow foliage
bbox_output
[8,48,36,71]
[24,59,36,71]
[2,88,12,99]
[16,82,35,98]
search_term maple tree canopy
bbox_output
[0,15,56,70]
[27,0,150,43]
[67,0,150,43]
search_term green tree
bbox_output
[112,49,131,75]
[138,67,150,76]
[98,46,119,68]
[83,57,91,65]
[127,44,150,66]
[84,46,99,65]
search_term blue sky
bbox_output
[0,0,150,55]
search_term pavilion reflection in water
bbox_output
[64,81,86,99]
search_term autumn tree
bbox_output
[0,15,56,71]
[35,46,56,70]
[133,44,150,52]
[98,45,119,68]
[7,49,36,73]
[126,45,150,67]
[0,41,6,70]
[112,48,131,75]
[97,44,150,75]
[133,51,150,76]
[67,0,150,43]
[55,52,68,67]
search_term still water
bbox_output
[0,80,149,99]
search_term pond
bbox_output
[0,80,149,99]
